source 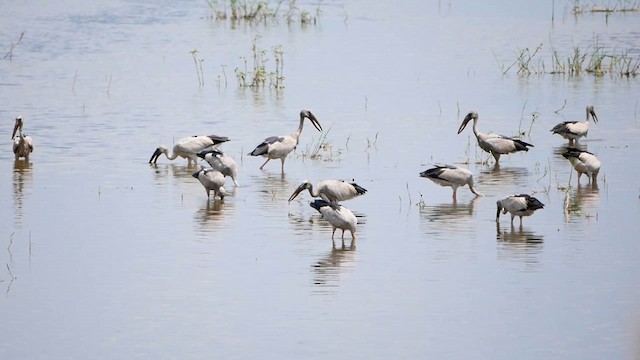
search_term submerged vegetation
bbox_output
[496,39,640,78]
[571,0,640,14]
[234,36,285,89]
[205,0,319,25]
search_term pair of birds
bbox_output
[420,105,601,226]
[11,116,33,160]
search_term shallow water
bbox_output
[2,1,640,359]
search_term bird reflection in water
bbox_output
[194,190,236,237]
[13,160,33,228]
[478,164,531,189]
[563,184,600,222]
[419,197,479,237]
[311,238,357,289]
[496,222,544,267]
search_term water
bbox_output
[1,1,640,359]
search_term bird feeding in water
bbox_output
[192,167,226,200]
[149,134,229,166]
[197,149,239,187]
[496,194,545,227]
[309,199,357,241]
[248,109,322,173]
[457,111,534,164]
[550,105,598,144]
[12,116,33,160]
[562,148,601,185]
[288,179,367,203]
[419,165,482,201]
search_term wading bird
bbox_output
[248,109,322,173]
[192,167,226,200]
[309,199,357,241]
[11,116,33,160]
[197,149,239,187]
[562,148,601,185]
[420,165,482,201]
[288,179,367,203]
[149,134,229,166]
[550,105,598,143]
[496,194,545,227]
[457,111,534,164]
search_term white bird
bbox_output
[248,109,322,173]
[192,167,226,200]
[562,148,601,185]
[149,134,229,166]
[309,199,357,241]
[197,149,239,187]
[458,111,534,164]
[551,105,598,143]
[496,194,545,226]
[420,165,482,201]
[288,179,367,203]
[12,116,33,160]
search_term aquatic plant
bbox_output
[571,0,640,14]
[3,31,24,61]
[497,40,640,78]
[206,0,319,24]
[234,36,285,89]
[190,49,205,86]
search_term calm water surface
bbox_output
[1,1,640,359]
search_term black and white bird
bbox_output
[149,134,229,166]
[288,179,367,203]
[562,148,601,185]
[458,111,533,164]
[12,116,33,160]
[248,109,322,173]
[309,200,357,241]
[192,167,226,200]
[420,165,483,201]
[550,105,598,143]
[197,149,239,187]
[496,194,545,226]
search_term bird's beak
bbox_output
[457,114,472,134]
[418,170,428,178]
[307,112,322,132]
[192,171,200,179]
[149,148,161,164]
[11,120,20,139]
[288,183,305,202]
[590,109,598,123]
[496,201,502,221]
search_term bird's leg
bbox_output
[341,229,345,240]
[510,215,515,227]
[493,152,500,164]
[519,216,523,227]
[350,230,356,241]
[280,158,286,173]
[331,228,336,240]
[259,158,270,170]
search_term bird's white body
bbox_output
[249,109,322,173]
[551,105,598,143]
[198,149,239,187]
[192,167,226,200]
[458,111,533,164]
[150,135,229,165]
[310,200,357,241]
[562,148,601,185]
[420,165,482,201]
[289,179,367,203]
[12,116,33,160]
[496,194,545,226]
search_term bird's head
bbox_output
[301,109,322,132]
[149,145,168,164]
[496,200,503,221]
[458,111,478,134]
[288,180,312,203]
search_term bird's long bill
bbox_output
[590,109,599,123]
[457,114,472,134]
[149,148,161,164]
[191,170,200,179]
[418,170,429,178]
[308,113,322,132]
[496,201,502,221]
[11,120,20,139]
[288,183,305,202]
